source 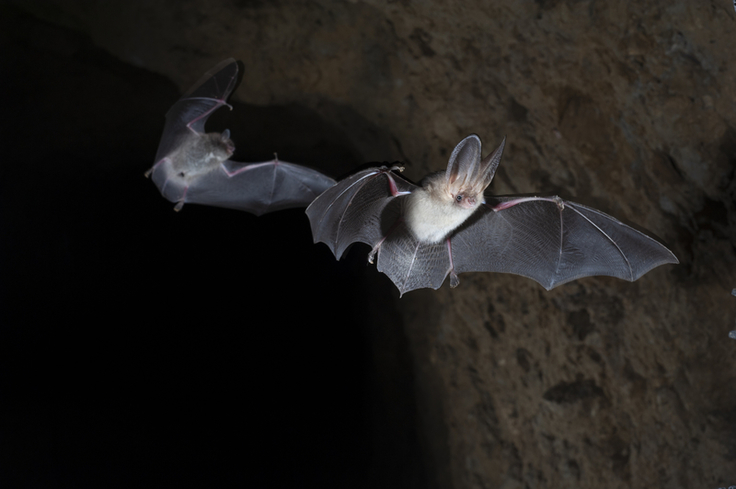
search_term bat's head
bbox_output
[199,130,236,164]
[444,134,506,210]
[219,129,235,157]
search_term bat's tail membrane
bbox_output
[375,226,452,296]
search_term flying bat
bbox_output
[306,134,679,296]
[146,58,335,214]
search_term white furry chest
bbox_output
[404,188,477,243]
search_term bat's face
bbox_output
[444,134,504,214]
[198,131,235,164]
[218,130,235,158]
[450,188,481,210]
[445,167,488,214]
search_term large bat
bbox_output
[306,134,679,296]
[146,58,335,214]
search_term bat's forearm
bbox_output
[492,196,564,211]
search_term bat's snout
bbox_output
[459,196,477,209]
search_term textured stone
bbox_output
[6,1,736,487]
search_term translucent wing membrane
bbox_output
[451,197,678,290]
[306,167,416,259]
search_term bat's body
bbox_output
[404,137,505,243]
[306,134,678,296]
[170,131,234,177]
[146,58,335,214]
[405,173,478,243]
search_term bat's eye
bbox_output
[456,195,463,203]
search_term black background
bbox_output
[0,7,423,488]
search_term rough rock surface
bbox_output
[4,1,736,488]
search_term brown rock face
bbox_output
[4,1,736,488]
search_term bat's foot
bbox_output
[367,247,378,265]
[144,167,153,178]
[449,272,460,288]
[174,201,185,212]
[368,234,389,265]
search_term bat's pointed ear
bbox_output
[221,129,231,140]
[480,136,506,188]
[446,134,482,189]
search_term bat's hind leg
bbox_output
[173,183,189,211]
[367,217,404,264]
[159,174,188,212]
[446,238,459,288]
[367,241,382,264]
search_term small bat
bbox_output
[306,134,679,296]
[146,58,335,214]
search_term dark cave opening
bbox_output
[0,9,424,488]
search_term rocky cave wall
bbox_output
[5,1,736,488]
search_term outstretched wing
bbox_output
[154,58,239,163]
[309,175,677,296]
[152,157,335,215]
[148,59,335,215]
[306,166,456,296]
[450,195,679,290]
[306,167,416,259]
[184,159,336,215]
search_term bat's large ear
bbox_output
[479,136,506,189]
[445,134,482,191]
